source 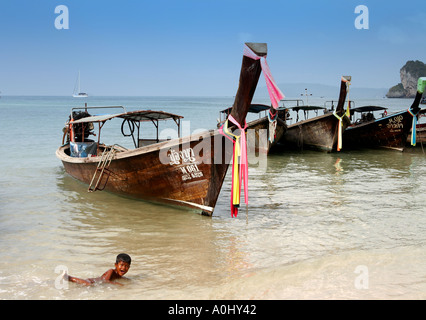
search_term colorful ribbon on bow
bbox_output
[408,108,418,146]
[333,77,351,151]
[219,115,248,217]
[218,44,283,217]
[333,111,344,151]
[243,44,284,109]
[268,109,278,143]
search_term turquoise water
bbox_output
[1,95,426,299]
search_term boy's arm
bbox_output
[101,269,114,281]
[101,269,123,285]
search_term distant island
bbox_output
[386,60,426,98]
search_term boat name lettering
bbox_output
[387,115,403,129]
[180,164,204,181]
[168,148,204,181]
[168,148,196,165]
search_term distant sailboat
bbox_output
[72,71,88,98]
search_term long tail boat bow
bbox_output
[220,43,282,217]
[243,43,285,109]
[333,75,351,151]
[408,77,426,146]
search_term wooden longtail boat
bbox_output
[277,76,351,152]
[343,77,426,151]
[56,42,267,216]
[218,104,287,154]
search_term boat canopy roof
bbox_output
[292,106,326,112]
[351,106,388,113]
[220,104,271,114]
[71,110,183,124]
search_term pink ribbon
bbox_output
[219,114,248,217]
[243,44,285,109]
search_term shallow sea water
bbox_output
[1,96,426,300]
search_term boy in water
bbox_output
[66,253,131,286]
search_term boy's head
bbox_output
[116,253,131,265]
[115,253,131,277]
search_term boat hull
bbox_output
[407,109,426,146]
[278,113,347,152]
[343,110,414,151]
[407,124,426,146]
[246,116,287,154]
[57,129,234,216]
[57,42,270,216]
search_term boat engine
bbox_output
[70,111,94,142]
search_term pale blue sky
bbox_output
[0,0,425,96]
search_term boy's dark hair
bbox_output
[116,253,131,265]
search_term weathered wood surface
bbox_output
[344,110,416,151]
[279,113,349,152]
[278,77,350,152]
[57,130,232,214]
[344,90,423,152]
[407,124,426,145]
[246,110,287,154]
[229,43,265,126]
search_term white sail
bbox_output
[72,71,88,97]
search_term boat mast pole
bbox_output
[78,70,81,94]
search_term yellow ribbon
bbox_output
[223,119,242,207]
[333,112,344,151]
[333,78,351,151]
[219,116,248,217]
